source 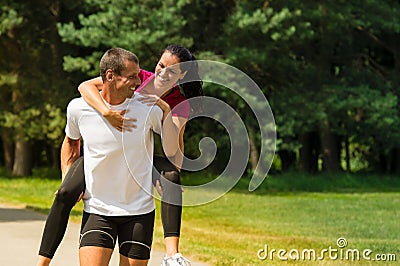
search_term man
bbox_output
[62,47,178,266]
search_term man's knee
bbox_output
[119,241,151,261]
[79,246,113,266]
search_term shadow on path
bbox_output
[0,206,46,222]
[0,204,209,265]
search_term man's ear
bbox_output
[105,70,113,81]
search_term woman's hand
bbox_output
[103,109,137,132]
[138,94,172,120]
[138,94,171,114]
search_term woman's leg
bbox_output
[152,155,182,256]
[37,156,85,264]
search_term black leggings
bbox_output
[38,155,182,259]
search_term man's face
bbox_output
[113,60,141,99]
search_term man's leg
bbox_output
[36,256,51,266]
[80,246,113,266]
[79,212,117,266]
[119,254,148,266]
[118,210,155,266]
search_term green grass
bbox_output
[178,192,399,265]
[0,172,399,265]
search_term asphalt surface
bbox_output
[0,204,207,266]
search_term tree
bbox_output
[57,0,193,74]
[0,0,77,175]
[216,0,400,173]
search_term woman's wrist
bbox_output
[101,108,112,117]
[162,106,171,119]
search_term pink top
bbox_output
[137,69,190,119]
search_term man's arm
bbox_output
[60,135,81,179]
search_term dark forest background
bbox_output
[1,0,399,178]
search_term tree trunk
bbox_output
[344,137,351,172]
[12,134,32,176]
[377,153,387,173]
[1,128,14,172]
[319,120,341,172]
[299,132,318,173]
[387,148,400,175]
[394,148,400,175]
[278,149,296,171]
[248,128,259,174]
[51,145,60,169]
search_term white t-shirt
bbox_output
[65,92,163,216]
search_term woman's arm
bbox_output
[139,95,182,157]
[161,107,181,157]
[78,77,135,131]
[171,116,186,169]
[78,77,107,114]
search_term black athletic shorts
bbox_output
[79,210,155,260]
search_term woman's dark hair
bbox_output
[161,44,203,99]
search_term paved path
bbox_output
[0,204,207,266]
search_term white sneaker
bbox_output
[161,253,191,266]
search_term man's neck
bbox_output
[101,90,126,106]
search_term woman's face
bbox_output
[154,51,186,91]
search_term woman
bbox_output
[36,45,203,266]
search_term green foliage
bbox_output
[31,167,61,179]
[57,0,193,73]
[220,1,400,173]
[1,0,400,175]
[0,1,83,177]
[0,5,23,35]
[0,104,65,145]
[54,0,399,174]
[62,52,103,77]
[0,72,17,86]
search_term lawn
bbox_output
[0,172,399,265]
